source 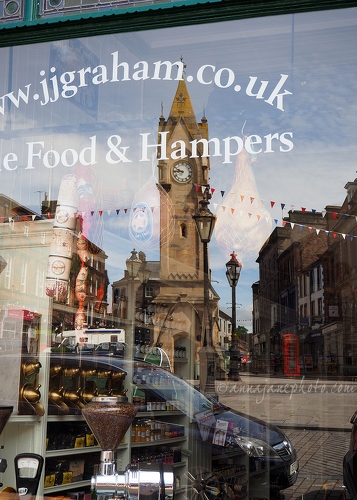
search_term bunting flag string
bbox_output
[2,206,357,242]
[3,182,357,242]
[1,200,354,229]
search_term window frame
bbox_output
[0,1,356,48]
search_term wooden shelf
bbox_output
[8,415,41,424]
[136,410,183,417]
[44,479,91,494]
[45,443,127,457]
[47,415,85,422]
[46,445,101,457]
[131,436,186,447]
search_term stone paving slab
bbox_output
[282,429,350,499]
[216,376,355,498]
[283,477,347,499]
[216,376,357,431]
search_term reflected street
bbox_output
[217,374,355,499]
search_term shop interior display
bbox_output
[0,350,298,500]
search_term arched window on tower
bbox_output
[180,223,187,238]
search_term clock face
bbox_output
[172,162,193,184]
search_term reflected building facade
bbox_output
[253,178,357,377]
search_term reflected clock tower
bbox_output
[157,78,210,278]
[154,77,220,381]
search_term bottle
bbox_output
[135,422,141,443]
[145,421,151,442]
[131,424,137,443]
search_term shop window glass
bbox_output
[0,8,357,499]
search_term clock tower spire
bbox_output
[158,77,211,279]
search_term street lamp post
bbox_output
[126,249,142,357]
[138,258,152,325]
[226,251,242,381]
[192,188,217,397]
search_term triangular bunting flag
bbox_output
[342,234,346,239]
[282,221,287,227]
[316,229,320,235]
[91,211,94,216]
[332,212,337,219]
[240,195,244,202]
[291,223,295,229]
[274,219,278,225]
[116,209,120,215]
[270,201,275,208]
[250,197,254,204]
[99,211,103,216]
[231,208,235,214]
[211,188,215,195]
[281,203,285,210]
[257,214,261,220]
[301,207,306,212]
[221,191,225,197]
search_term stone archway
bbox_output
[154,300,202,381]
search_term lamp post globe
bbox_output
[126,249,142,278]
